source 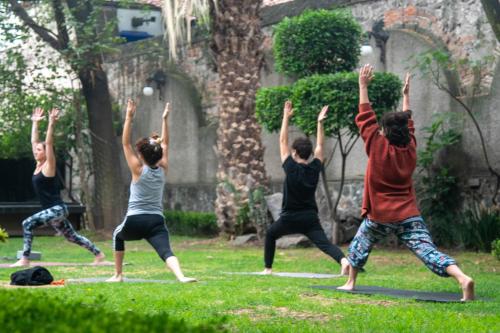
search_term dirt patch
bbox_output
[228,305,335,322]
[300,292,397,307]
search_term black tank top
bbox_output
[32,172,63,209]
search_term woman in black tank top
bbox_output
[10,108,105,267]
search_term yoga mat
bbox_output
[67,277,175,284]
[311,285,483,303]
[0,261,116,268]
[225,272,344,279]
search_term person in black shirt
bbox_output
[262,101,349,275]
[10,107,104,267]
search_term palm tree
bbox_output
[162,0,269,236]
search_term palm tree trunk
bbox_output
[209,0,269,235]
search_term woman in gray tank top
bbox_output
[107,99,196,283]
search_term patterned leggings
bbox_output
[348,216,456,277]
[22,204,101,258]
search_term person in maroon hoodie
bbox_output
[338,64,474,301]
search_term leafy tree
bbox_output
[3,0,127,230]
[273,10,361,77]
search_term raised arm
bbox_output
[42,108,59,177]
[314,105,329,162]
[122,98,142,178]
[359,64,373,105]
[31,107,44,157]
[355,64,379,154]
[402,72,416,145]
[279,100,293,163]
[402,72,410,112]
[158,102,170,172]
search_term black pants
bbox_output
[113,214,174,261]
[264,211,345,268]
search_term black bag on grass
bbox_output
[10,266,54,286]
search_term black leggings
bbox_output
[113,214,174,261]
[264,211,345,268]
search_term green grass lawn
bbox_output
[0,235,499,332]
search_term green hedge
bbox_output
[164,210,219,237]
[255,72,402,135]
[0,291,224,333]
[273,9,361,78]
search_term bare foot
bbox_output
[106,274,123,282]
[460,276,475,301]
[259,268,272,275]
[93,252,106,265]
[337,281,355,291]
[340,258,350,276]
[178,277,197,283]
[10,258,30,268]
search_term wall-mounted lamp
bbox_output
[360,33,373,56]
[143,70,167,100]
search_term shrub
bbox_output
[273,9,361,77]
[417,114,462,248]
[0,291,224,333]
[461,202,500,252]
[164,210,219,237]
[492,239,500,260]
[255,85,292,132]
[291,72,401,136]
[0,226,8,242]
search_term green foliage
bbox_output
[164,210,219,237]
[0,227,8,242]
[255,85,292,132]
[256,72,402,136]
[492,239,500,260]
[461,202,500,252]
[417,114,462,247]
[0,291,224,333]
[273,9,361,77]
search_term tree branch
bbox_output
[7,0,63,51]
[51,0,70,49]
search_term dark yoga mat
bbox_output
[311,285,483,303]
[225,272,344,279]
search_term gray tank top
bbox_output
[126,166,165,217]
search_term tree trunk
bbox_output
[210,0,269,236]
[481,0,500,41]
[79,67,125,231]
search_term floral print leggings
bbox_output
[348,216,456,277]
[21,204,101,258]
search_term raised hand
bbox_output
[48,108,60,123]
[359,64,374,87]
[283,100,294,119]
[126,98,136,119]
[403,72,410,95]
[31,107,44,122]
[318,105,329,123]
[162,102,170,119]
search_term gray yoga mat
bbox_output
[67,277,175,284]
[0,261,116,268]
[311,285,483,302]
[226,272,344,279]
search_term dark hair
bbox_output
[292,137,313,159]
[380,111,411,147]
[135,134,163,166]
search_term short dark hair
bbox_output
[380,111,411,147]
[292,137,313,159]
[135,134,163,166]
